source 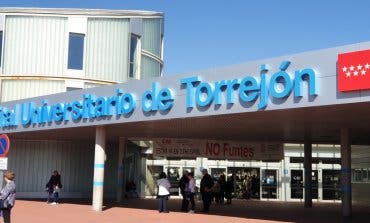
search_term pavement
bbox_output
[7,198,370,223]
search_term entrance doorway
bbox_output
[322,169,341,200]
[290,169,303,199]
[261,169,278,199]
[167,166,181,196]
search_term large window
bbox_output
[129,34,140,78]
[68,33,85,70]
[0,31,3,67]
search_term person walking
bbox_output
[46,170,62,205]
[178,171,189,212]
[225,176,234,204]
[157,172,171,213]
[186,172,196,213]
[218,174,226,204]
[0,171,16,223]
[200,169,213,212]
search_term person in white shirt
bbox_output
[157,172,171,213]
[186,172,196,213]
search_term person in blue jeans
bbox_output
[46,170,62,205]
[157,172,171,213]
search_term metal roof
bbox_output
[0,7,164,17]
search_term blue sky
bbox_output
[1,0,370,75]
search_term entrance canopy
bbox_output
[1,41,370,144]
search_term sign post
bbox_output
[0,134,10,187]
[0,134,10,158]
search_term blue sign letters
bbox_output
[0,61,317,128]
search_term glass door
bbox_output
[167,167,181,196]
[322,169,341,200]
[291,169,303,199]
[261,169,278,199]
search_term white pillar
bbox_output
[92,126,106,212]
[116,138,126,203]
[340,128,352,217]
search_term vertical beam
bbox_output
[304,140,312,208]
[116,138,127,203]
[92,126,106,212]
[340,128,352,217]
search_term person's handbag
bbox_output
[53,186,61,193]
[0,199,8,210]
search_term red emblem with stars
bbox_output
[338,49,370,92]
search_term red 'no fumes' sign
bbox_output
[0,134,10,157]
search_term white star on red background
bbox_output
[342,63,369,78]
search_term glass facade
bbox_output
[141,55,161,79]
[142,18,161,57]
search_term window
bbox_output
[0,31,3,67]
[68,33,85,70]
[353,168,370,183]
[129,34,139,78]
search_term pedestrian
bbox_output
[126,180,139,198]
[200,168,213,212]
[218,174,226,204]
[251,175,259,198]
[178,171,189,212]
[0,171,16,223]
[46,170,62,205]
[225,176,234,204]
[157,172,171,213]
[211,181,221,204]
[186,172,196,213]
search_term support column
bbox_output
[116,138,127,203]
[340,128,352,217]
[92,126,106,212]
[304,140,312,208]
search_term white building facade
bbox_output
[0,8,369,216]
[0,8,163,199]
[0,8,164,102]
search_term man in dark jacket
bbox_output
[178,171,189,211]
[46,170,62,204]
[200,169,214,212]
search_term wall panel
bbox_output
[7,140,94,196]
[85,18,129,83]
[3,16,67,76]
[0,79,65,102]
[142,18,161,57]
